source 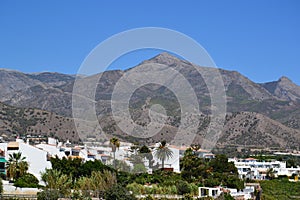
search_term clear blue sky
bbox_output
[0,0,299,85]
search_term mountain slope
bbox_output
[0,53,300,150]
[0,101,79,142]
[0,70,75,116]
[0,69,41,97]
[219,112,300,149]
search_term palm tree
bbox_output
[154,141,173,169]
[6,152,28,181]
[110,137,120,169]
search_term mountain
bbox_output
[0,101,79,142]
[261,76,300,101]
[0,53,300,150]
[0,70,75,116]
[219,112,300,149]
[0,69,41,98]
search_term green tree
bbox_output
[76,170,117,198]
[6,152,29,181]
[50,156,112,178]
[132,163,147,174]
[110,137,120,169]
[154,141,173,169]
[181,152,243,190]
[208,155,244,190]
[50,156,82,178]
[139,145,154,169]
[41,169,72,198]
[180,148,206,182]
[76,176,92,197]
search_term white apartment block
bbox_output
[229,157,300,180]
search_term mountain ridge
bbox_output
[0,53,299,150]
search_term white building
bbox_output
[198,187,221,198]
[229,157,300,180]
[198,185,255,199]
[0,139,51,182]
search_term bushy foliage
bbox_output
[176,180,191,195]
[189,183,199,196]
[41,169,72,197]
[132,163,147,174]
[126,182,145,195]
[37,190,60,200]
[260,178,300,200]
[50,156,113,179]
[76,170,117,198]
[14,173,39,188]
[126,183,178,195]
[105,184,137,200]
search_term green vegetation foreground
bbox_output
[43,149,243,199]
[260,178,300,200]
[2,150,298,199]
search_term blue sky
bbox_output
[0,0,299,85]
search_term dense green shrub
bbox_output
[126,183,178,195]
[37,190,60,200]
[14,173,39,188]
[183,193,194,200]
[126,182,145,195]
[176,180,191,195]
[105,184,137,200]
[190,183,198,196]
[50,156,113,179]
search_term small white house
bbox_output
[198,185,255,199]
[198,187,221,198]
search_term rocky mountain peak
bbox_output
[143,52,183,66]
[261,76,300,101]
[278,76,295,86]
